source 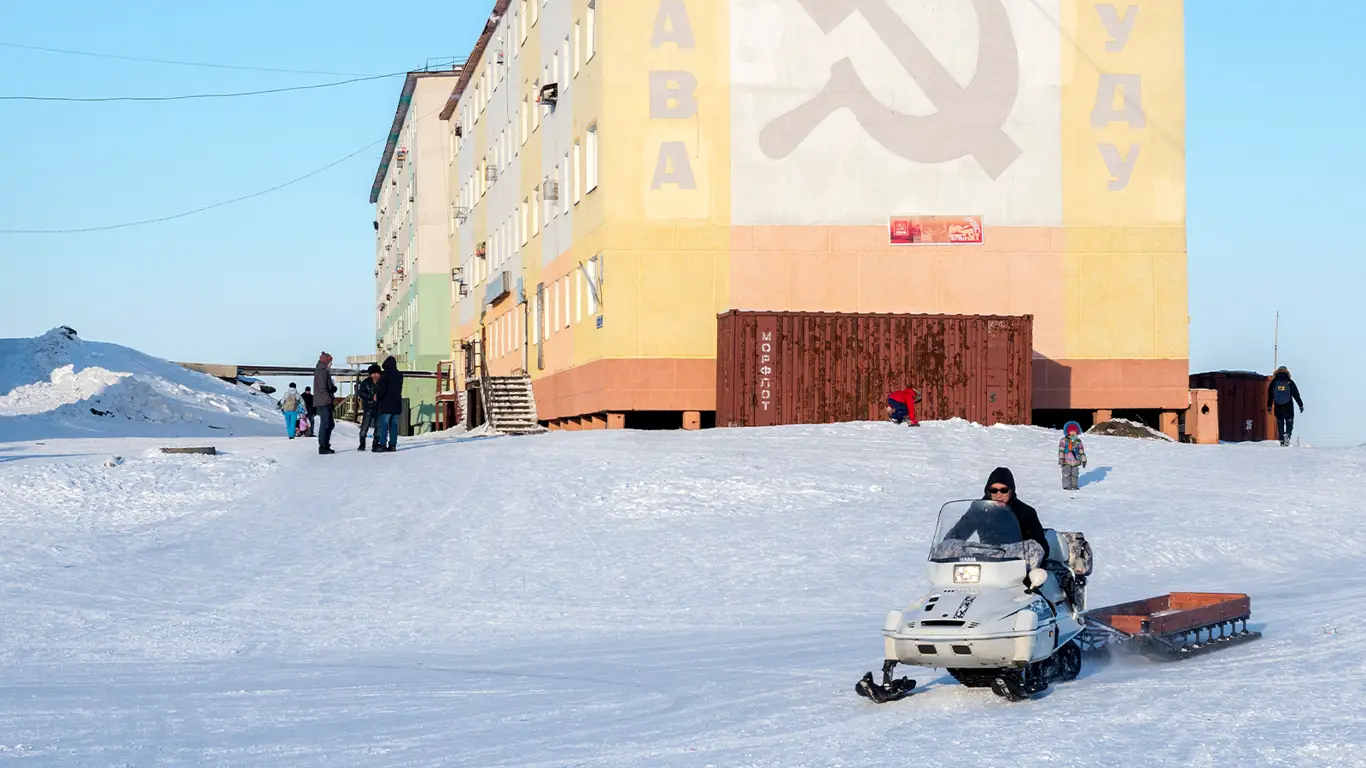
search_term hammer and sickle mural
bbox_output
[758,0,1022,180]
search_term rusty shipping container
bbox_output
[1189,371,1278,443]
[716,311,1033,428]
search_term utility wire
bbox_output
[0,105,443,235]
[0,140,384,234]
[0,71,405,102]
[0,40,379,77]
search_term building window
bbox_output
[532,185,541,235]
[520,99,528,144]
[531,0,539,25]
[585,124,599,192]
[574,21,581,76]
[520,200,529,245]
[561,276,570,328]
[550,167,559,219]
[575,268,583,323]
[520,0,528,41]
[532,80,542,130]
[586,256,599,315]
[561,36,570,85]
[573,140,582,204]
[587,3,595,61]
[561,154,571,215]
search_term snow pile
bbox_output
[1089,417,1175,441]
[0,327,282,440]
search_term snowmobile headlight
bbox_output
[952,564,981,584]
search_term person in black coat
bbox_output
[356,364,381,451]
[373,356,405,452]
[1267,366,1304,446]
[981,467,1049,559]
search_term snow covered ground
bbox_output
[1,420,1363,766]
[0,328,281,441]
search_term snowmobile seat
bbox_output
[1044,530,1069,565]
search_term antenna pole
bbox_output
[1273,311,1280,370]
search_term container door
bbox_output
[753,315,779,427]
[984,321,1009,426]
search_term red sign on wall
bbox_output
[889,215,984,245]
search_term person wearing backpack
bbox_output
[1267,366,1305,446]
[278,382,305,439]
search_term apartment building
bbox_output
[440,0,1189,429]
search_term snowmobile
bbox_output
[856,499,1094,703]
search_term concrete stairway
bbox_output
[484,375,545,435]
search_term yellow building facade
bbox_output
[442,0,1187,427]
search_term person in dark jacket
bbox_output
[356,364,382,451]
[313,352,336,454]
[301,387,315,436]
[981,467,1048,559]
[1267,366,1304,446]
[373,356,404,452]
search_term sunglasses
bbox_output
[988,486,1012,494]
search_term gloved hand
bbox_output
[1300,405,1305,413]
[1083,461,1088,468]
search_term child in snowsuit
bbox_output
[279,383,305,439]
[1058,421,1087,491]
[887,388,921,426]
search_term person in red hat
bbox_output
[887,387,921,426]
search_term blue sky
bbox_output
[1,2,1361,443]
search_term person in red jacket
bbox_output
[887,387,921,426]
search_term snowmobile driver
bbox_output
[966,467,1049,559]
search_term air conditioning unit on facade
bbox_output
[544,179,560,201]
[396,148,408,166]
[538,83,559,108]
[451,266,464,281]
[485,165,498,182]
[475,242,487,259]
[459,283,470,297]
[455,124,463,138]
[453,206,469,222]
[497,50,505,64]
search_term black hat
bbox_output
[367,364,382,374]
[984,467,1016,496]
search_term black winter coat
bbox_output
[981,467,1049,559]
[357,378,379,414]
[376,357,404,415]
[1267,372,1303,416]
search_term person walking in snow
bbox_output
[356,364,381,451]
[278,382,305,439]
[1267,366,1305,446]
[301,386,316,436]
[887,387,921,426]
[373,356,404,452]
[1058,421,1087,491]
[313,352,337,455]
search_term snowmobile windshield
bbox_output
[928,500,1028,563]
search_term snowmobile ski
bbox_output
[855,661,917,703]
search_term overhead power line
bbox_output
[0,140,384,234]
[0,71,405,102]
[0,40,380,77]
[0,106,444,235]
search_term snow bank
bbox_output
[0,328,282,441]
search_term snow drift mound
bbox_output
[0,327,282,440]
